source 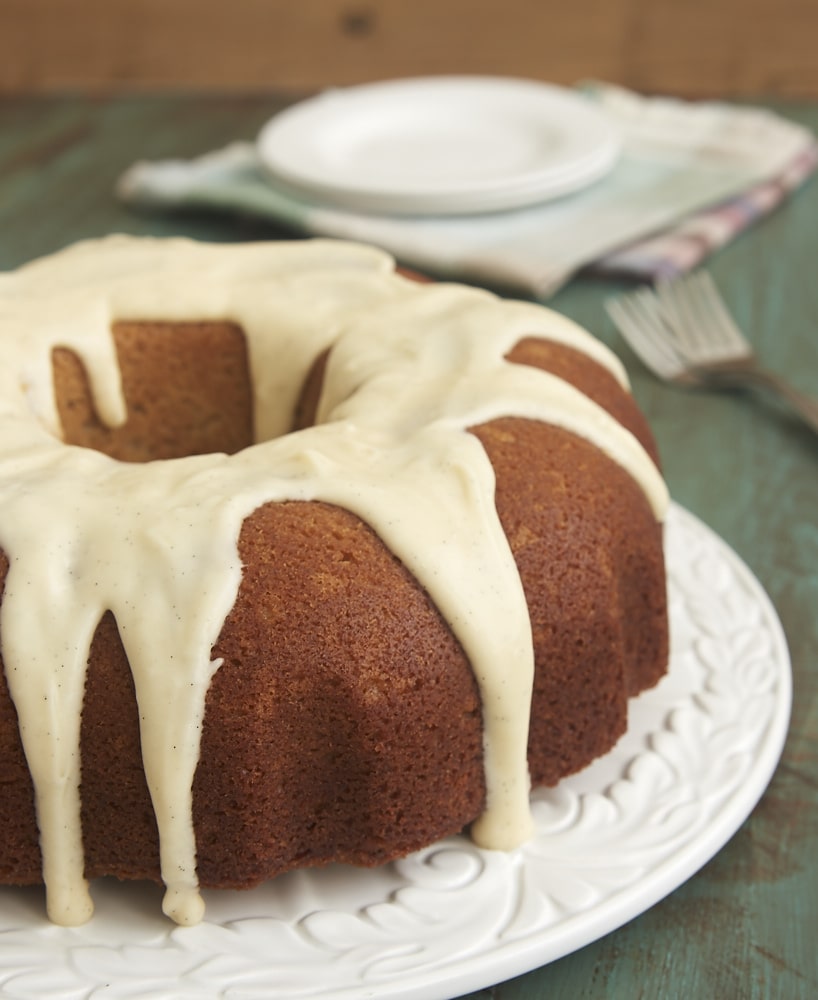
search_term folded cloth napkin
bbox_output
[117,83,817,298]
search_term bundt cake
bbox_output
[0,236,669,927]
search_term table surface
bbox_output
[0,94,816,1000]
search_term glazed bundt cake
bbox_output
[0,236,669,927]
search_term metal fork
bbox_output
[606,271,818,435]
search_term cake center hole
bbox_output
[52,321,257,463]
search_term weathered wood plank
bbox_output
[1,0,817,98]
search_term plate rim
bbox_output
[256,76,621,216]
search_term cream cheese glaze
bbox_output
[0,236,668,926]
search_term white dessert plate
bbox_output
[257,77,621,215]
[0,504,791,1000]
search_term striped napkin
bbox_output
[117,83,817,298]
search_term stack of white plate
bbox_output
[257,76,621,216]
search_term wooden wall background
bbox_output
[1,0,817,99]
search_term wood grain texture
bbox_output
[1,0,818,98]
[0,94,816,998]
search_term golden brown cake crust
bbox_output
[53,321,254,460]
[0,550,41,884]
[474,418,667,786]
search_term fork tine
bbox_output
[657,273,711,356]
[609,292,682,376]
[657,271,752,364]
[695,272,753,357]
[605,290,687,380]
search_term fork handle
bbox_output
[698,364,818,436]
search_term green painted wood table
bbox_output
[0,94,816,1000]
